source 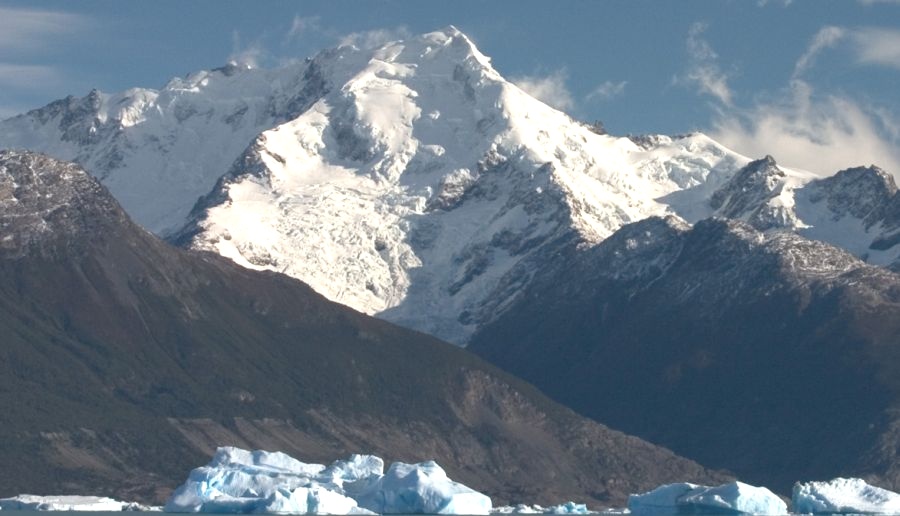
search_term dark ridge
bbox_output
[471,215,900,495]
[0,151,727,506]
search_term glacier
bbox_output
[164,446,491,515]
[627,481,786,515]
[792,478,900,514]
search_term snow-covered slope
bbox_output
[0,60,334,235]
[170,27,747,343]
[695,156,900,269]
[10,26,898,342]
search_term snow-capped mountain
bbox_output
[2,26,896,342]
[0,27,748,344]
[170,27,747,343]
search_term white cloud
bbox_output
[859,0,900,4]
[511,70,575,111]
[757,0,793,6]
[709,80,900,177]
[586,80,627,101]
[338,27,411,50]
[677,22,734,106]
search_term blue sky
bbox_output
[1,0,900,174]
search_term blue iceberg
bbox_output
[628,481,786,515]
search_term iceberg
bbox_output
[792,478,900,514]
[165,446,491,515]
[350,461,491,514]
[0,495,152,511]
[628,481,786,515]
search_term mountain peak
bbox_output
[709,155,793,230]
[805,165,898,226]
[0,150,129,257]
[827,165,897,197]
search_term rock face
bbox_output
[0,151,727,506]
[470,215,900,494]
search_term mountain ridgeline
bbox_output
[469,215,900,493]
[0,150,727,505]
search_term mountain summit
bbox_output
[170,28,747,343]
[3,28,897,344]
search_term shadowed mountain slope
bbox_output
[0,150,727,506]
[470,216,900,495]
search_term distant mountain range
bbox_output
[1,26,899,502]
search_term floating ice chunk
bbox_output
[792,478,900,514]
[352,460,492,515]
[0,495,143,511]
[492,504,544,514]
[166,447,489,514]
[544,502,592,514]
[628,481,786,515]
[491,503,594,514]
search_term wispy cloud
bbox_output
[511,70,575,111]
[858,0,900,5]
[0,7,89,55]
[709,80,900,176]
[0,63,61,89]
[676,22,734,106]
[793,26,846,77]
[684,24,900,176]
[228,30,267,68]
[338,27,411,50]
[794,26,900,76]
[586,80,627,101]
[0,7,91,117]
[852,27,900,69]
[757,0,793,6]
[285,15,322,43]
